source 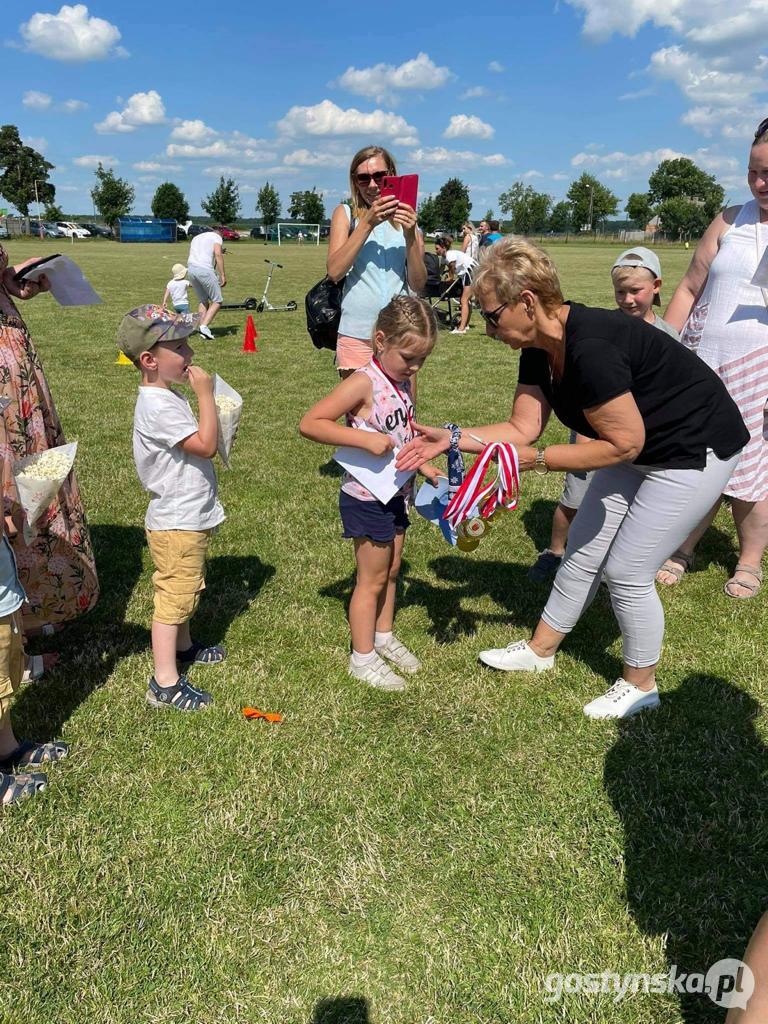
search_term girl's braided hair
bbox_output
[373,295,438,352]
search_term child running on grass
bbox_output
[528,247,680,584]
[117,304,226,712]
[300,296,439,691]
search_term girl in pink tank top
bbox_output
[300,296,440,691]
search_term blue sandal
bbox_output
[146,675,212,711]
[0,739,69,771]
[0,771,47,805]
[176,642,227,668]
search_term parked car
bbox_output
[0,225,8,239]
[42,221,66,237]
[212,225,240,241]
[185,224,211,239]
[56,221,90,239]
[29,220,60,238]
[80,222,112,239]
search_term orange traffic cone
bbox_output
[242,315,258,353]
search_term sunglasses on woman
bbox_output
[479,302,508,329]
[355,170,388,186]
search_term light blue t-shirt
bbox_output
[0,536,25,617]
[338,205,407,341]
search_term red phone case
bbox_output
[381,174,419,210]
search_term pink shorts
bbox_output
[336,334,372,370]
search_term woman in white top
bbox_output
[327,145,426,378]
[462,221,480,263]
[663,118,768,597]
[436,234,477,335]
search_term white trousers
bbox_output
[541,450,742,668]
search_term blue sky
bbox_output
[3,1,765,219]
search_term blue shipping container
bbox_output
[117,217,177,243]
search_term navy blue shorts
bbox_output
[339,491,410,543]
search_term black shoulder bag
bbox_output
[305,206,353,351]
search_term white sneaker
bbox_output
[449,328,467,335]
[478,639,554,672]
[348,653,407,691]
[375,636,421,674]
[583,679,660,719]
[198,324,214,340]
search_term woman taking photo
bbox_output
[658,117,768,597]
[397,238,748,719]
[327,145,426,377]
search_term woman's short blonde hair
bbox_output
[349,146,397,217]
[473,236,564,314]
[373,295,438,354]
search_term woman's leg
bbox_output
[458,285,472,331]
[655,496,722,585]
[374,530,404,634]
[348,538,393,654]
[728,497,768,595]
[601,452,740,679]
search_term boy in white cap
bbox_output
[117,304,226,711]
[162,263,191,314]
[528,248,680,584]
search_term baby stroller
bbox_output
[424,252,463,331]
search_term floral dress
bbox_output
[0,243,98,629]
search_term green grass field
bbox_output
[2,238,766,1024]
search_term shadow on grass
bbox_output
[318,458,344,478]
[13,529,275,742]
[605,674,767,1022]
[521,497,559,554]
[311,996,370,1024]
[320,552,622,678]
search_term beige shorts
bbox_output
[146,529,211,625]
[336,335,372,370]
[0,610,24,726]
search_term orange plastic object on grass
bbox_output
[242,706,282,723]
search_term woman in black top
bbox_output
[397,237,748,720]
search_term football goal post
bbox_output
[277,223,320,246]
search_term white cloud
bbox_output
[137,175,159,183]
[459,86,489,99]
[444,114,495,140]
[334,52,451,103]
[619,88,655,101]
[522,169,544,179]
[23,136,48,154]
[551,172,570,181]
[169,119,218,144]
[282,149,347,167]
[60,98,87,112]
[72,154,118,168]
[201,165,299,179]
[23,91,52,110]
[19,4,125,61]
[133,161,182,172]
[488,61,505,73]
[95,90,166,133]
[570,143,741,184]
[167,136,277,162]
[572,146,685,168]
[277,99,419,146]
[409,146,510,169]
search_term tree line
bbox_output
[0,121,725,240]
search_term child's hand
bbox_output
[185,365,213,395]
[420,464,446,485]
[363,431,395,457]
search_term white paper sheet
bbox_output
[20,255,102,306]
[333,427,415,504]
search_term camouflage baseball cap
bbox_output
[116,303,200,361]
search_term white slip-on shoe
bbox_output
[375,635,421,673]
[583,679,660,720]
[348,653,407,691]
[478,639,555,672]
[199,324,214,340]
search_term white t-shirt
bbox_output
[133,386,225,531]
[166,278,191,305]
[188,231,223,269]
[445,249,476,276]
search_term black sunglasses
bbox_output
[480,301,508,329]
[755,117,768,141]
[356,170,388,186]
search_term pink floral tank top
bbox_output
[340,359,414,502]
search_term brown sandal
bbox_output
[656,550,693,586]
[724,564,763,599]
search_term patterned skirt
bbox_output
[0,312,99,629]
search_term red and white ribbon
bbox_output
[444,442,520,530]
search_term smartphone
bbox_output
[380,174,419,210]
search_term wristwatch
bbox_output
[533,448,549,476]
